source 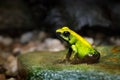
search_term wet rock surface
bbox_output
[18,46,120,80]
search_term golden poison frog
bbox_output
[56,26,100,64]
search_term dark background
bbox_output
[0,0,120,37]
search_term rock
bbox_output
[84,37,94,45]
[35,42,46,51]
[0,65,6,80]
[37,31,48,41]
[5,55,17,76]
[44,38,65,52]
[0,56,6,65]
[0,74,6,80]
[110,37,120,45]
[2,37,13,46]
[0,36,13,47]
[18,46,120,80]
[20,32,34,44]
[13,41,37,54]
[24,38,65,52]
[0,36,3,42]
[21,41,37,54]
[7,78,15,80]
[12,42,22,56]
[0,65,6,74]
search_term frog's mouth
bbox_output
[56,28,69,41]
[56,31,62,37]
[56,32,68,42]
[56,29,63,37]
[56,28,64,33]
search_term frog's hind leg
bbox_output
[65,47,72,61]
[71,52,100,64]
[70,53,83,64]
[56,47,73,64]
[82,52,100,64]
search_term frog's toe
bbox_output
[54,59,70,64]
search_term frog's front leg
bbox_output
[70,45,77,59]
[57,47,72,64]
[63,45,77,63]
[65,47,72,61]
[70,44,87,64]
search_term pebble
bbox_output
[21,41,37,53]
[37,31,48,41]
[44,38,65,52]
[0,36,3,42]
[0,56,6,65]
[20,32,33,44]
[5,55,17,76]
[110,37,120,45]
[0,65,6,80]
[0,74,6,80]
[13,38,65,53]
[7,78,16,80]
[0,36,13,46]
[2,37,13,46]
[85,37,94,45]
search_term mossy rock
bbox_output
[18,46,120,80]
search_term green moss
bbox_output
[18,46,120,80]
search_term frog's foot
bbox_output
[70,53,100,64]
[70,59,81,64]
[53,59,70,64]
[70,57,82,64]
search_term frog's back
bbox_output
[75,41,95,58]
[69,29,93,48]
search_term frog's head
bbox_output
[56,26,71,41]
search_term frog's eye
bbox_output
[63,31,70,37]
